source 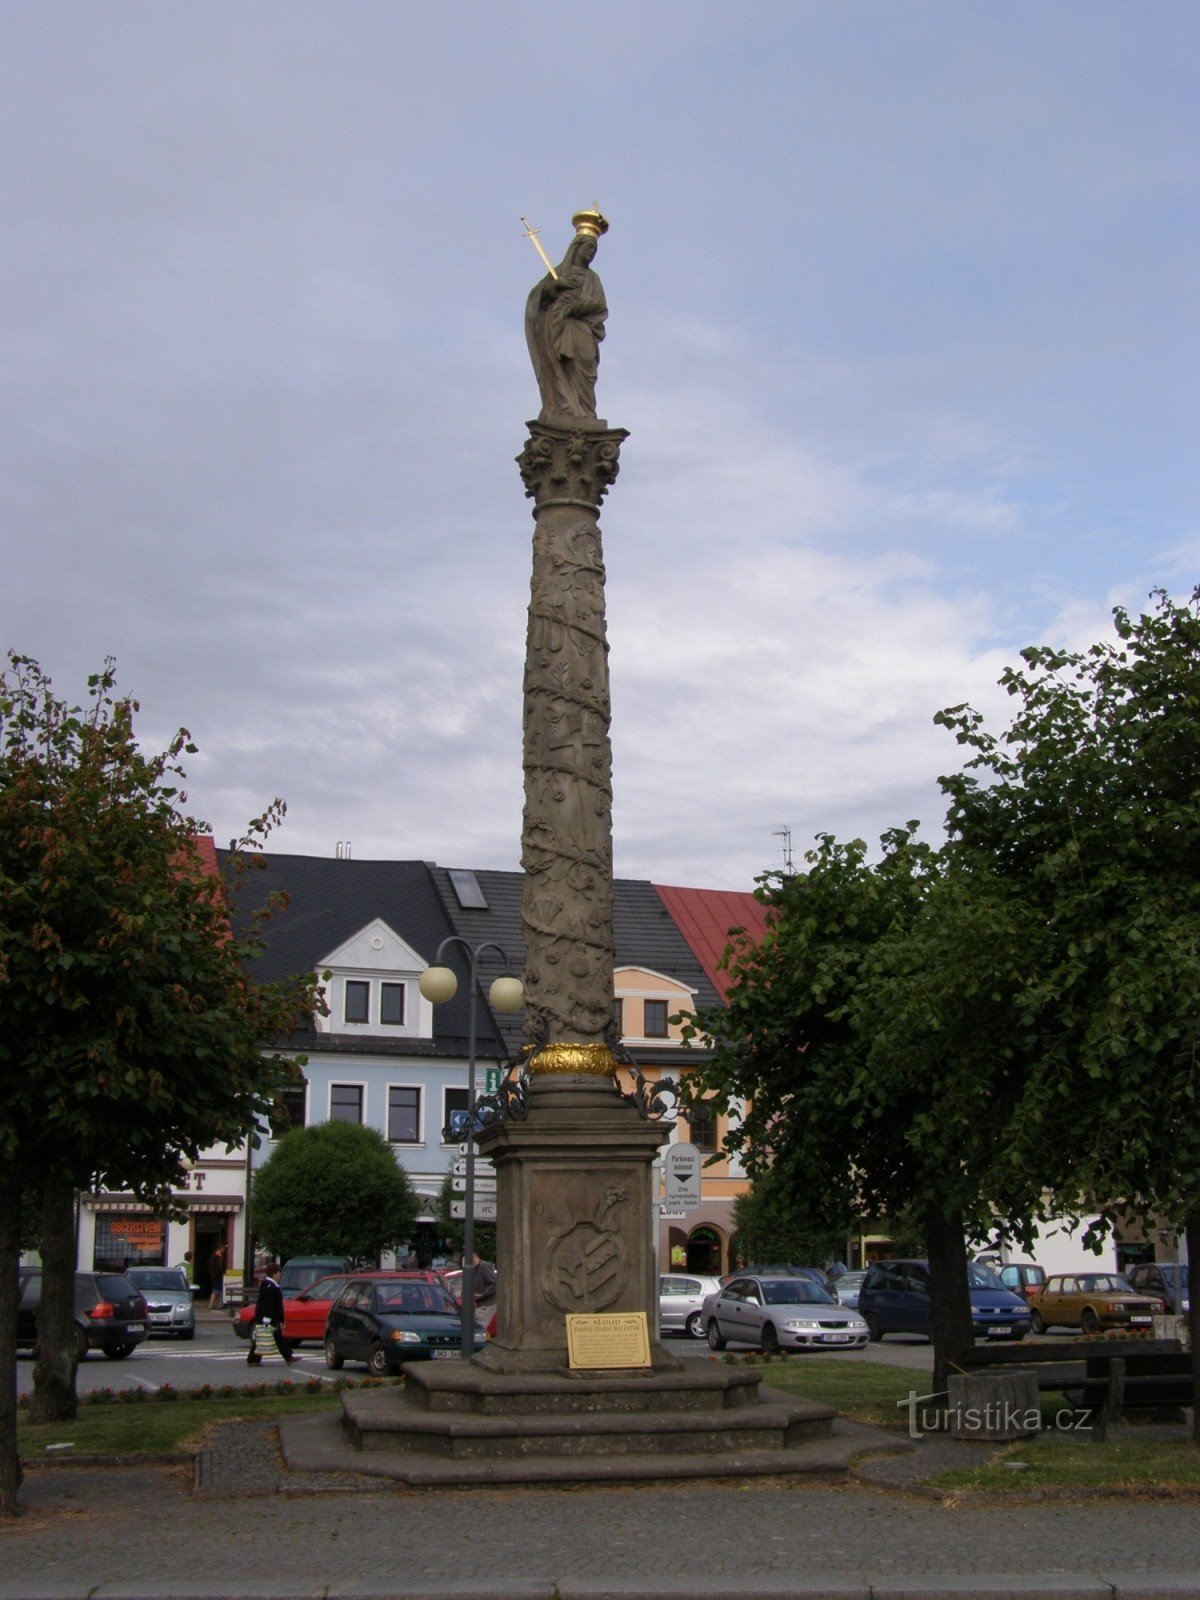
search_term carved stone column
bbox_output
[516,420,629,1077]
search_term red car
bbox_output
[232,1270,442,1345]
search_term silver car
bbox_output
[125,1267,196,1340]
[831,1269,867,1308]
[702,1273,870,1353]
[658,1273,723,1339]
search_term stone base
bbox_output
[323,1366,840,1485]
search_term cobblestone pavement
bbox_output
[4,1421,1200,1599]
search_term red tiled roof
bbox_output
[653,884,772,1001]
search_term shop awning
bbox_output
[83,1193,244,1213]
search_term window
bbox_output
[344,981,369,1024]
[443,1087,469,1141]
[330,1084,363,1123]
[643,999,668,1038]
[270,1083,307,1136]
[388,1086,420,1143]
[380,982,406,1026]
[448,868,488,909]
[688,1102,718,1152]
[613,997,624,1036]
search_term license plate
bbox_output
[991,1326,1014,1337]
[1131,1316,1151,1324]
[431,1349,462,1359]
[149,1313,169,1323]
[126,1323,144,1333]
[823,1333,853,1342]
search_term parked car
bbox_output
[125,1267,196,1339]
[831,1269,867,1309]
[279,1256,352,1295]
[992,1262,1047,1302]
[324,1274,486,1374]
[701,1274,870,1353]
[719,1264,831,1288]
[659,1273,723,1339]
[17,1270,149,1361]
[858,1259,1032,1343]
[1125,1263,1189,1316]
[231,1272,351,1342]
[1029,1272,1164,1335]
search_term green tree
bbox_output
[681,827,1045,1393]
[728,1175,848,1271]
[936,587,1200,1434]
[251,1120,419,1263]
[0,656,321,1514]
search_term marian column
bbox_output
[516,207,628,1078]
[475,209,677,1374]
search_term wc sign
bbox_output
[663,1145,702,1211]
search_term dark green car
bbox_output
[324,1275,486,1375]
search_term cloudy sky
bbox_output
[4,2,1196,890]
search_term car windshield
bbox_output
[761,1280,836,1305]
[1079,1275,1133,1293]
[375,1284,456,1315]
[297,1276,348,1301]
[966,1263,1005,1290]
[127,1270,186,1291]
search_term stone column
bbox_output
[516,419,629,1078]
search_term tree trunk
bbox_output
[926,1203,975,1401]
[29,1178,78,1425]
[0,1171,24,1517]
[1186,1213,1200,1447]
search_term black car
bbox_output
[324,1275,486,1375]
[17,1270,149,1360]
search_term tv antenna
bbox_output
[772,827,794,874]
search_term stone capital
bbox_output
[517,421,629,514]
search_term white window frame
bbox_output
[386,1082,423,1146]
[328,1081,366,1125]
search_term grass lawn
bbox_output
[932,1430,1200,1494]
[721,1353,1200,1494]
[17,1389,345,1461]
[736,1353,923,1427]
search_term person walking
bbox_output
[246,1260,294,1365]
[207,1244,225,1310]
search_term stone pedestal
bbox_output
[474,1074,678,1375]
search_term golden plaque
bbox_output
[565,1312,651,1370]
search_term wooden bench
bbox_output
[955,1339,1192,1439]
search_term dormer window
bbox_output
[380,983,406,1025]
[345,981,370,1025]
[315,919,434,1040]
[644,1000,669,1038]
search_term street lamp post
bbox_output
[418,936,522,1358]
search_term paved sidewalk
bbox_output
[4,1419,1199,1599]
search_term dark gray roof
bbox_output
[222,851,720,1066]
[216,851,507,1057]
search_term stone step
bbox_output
[344,1385,835,1461]
[402,1361,763,1415]
[280,1408,905,1489]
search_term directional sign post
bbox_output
[451,1196,498,1222]
[663,1144,702,1211]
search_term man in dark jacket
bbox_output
[246,1261,294,1365]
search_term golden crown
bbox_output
[572,206,609,240]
